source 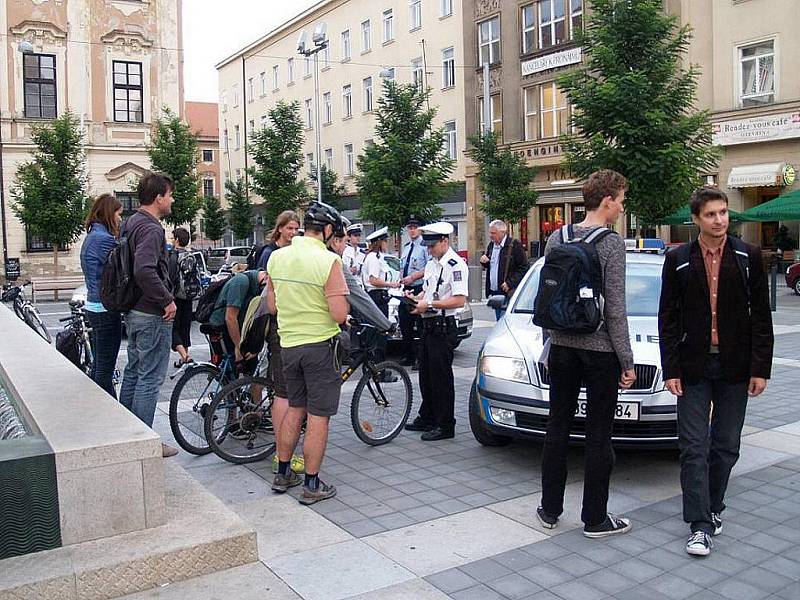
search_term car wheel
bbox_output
[468,386,512,447]
[795,279,800,296]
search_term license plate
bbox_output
[575,400,639,421]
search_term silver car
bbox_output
[206,246,251,272]
[470,251,677,448]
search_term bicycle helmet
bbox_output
[304,201,341,229]
[334,215,352,238]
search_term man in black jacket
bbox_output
[480,220,528,319]
[658,187,773,557]
[119,171,178,457]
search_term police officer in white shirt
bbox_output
[404,222,469,441]
[398,215,429,369]
[362,227,400,369]
[342,223,365,280]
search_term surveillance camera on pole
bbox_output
[312,22,327,47]
[297,30,308,54]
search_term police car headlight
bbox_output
[480,356,530,384]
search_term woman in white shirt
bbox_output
[361,227,400,370]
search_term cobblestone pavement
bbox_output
[39,289,800,600]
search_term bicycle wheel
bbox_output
[351,360,413,446]
[204,375,275,464]
[169,364,221,455]
[23,305,51,343]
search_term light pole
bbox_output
[298,23,328,204]
[1,40,35,278]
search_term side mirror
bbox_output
[487,294,507,310]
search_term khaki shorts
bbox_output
[281,339,342,417]
[265,319,288,398]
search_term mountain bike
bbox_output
[2,280,51,343]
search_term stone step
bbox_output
[0,461,258,600]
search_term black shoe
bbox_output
[686,531,713,556]
[536,506,558,529]
[711,512,722,536]
[405,417,434,432]
[583,514,631,538]
[421,427,455,441]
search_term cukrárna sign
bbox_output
[712,111,800,146]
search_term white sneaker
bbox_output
[686,531,713,556]
[711,512,722,536]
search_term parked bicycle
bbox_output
[55,299,93,375]
[1,280,51,343]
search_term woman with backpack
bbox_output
[170,228,195,367]
[80,193,124,397]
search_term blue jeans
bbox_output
[119,311,171,427]
[86,310,122,399]
[678,354,748,534]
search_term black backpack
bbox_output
[193,274,232,323]
[169,250,202,300]
[533,225,614,334]
[246,243,266,270]
[55,328,81,368]
[100,233,140,312]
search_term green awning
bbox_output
[740,188,800,222]
[658,204,746,225]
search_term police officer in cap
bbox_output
[342,223,365,280]
[398,215,429,369]
[404,222,469,441]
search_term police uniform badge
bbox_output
[453,270,462,282]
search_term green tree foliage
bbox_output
[467,130,538,223]
[226,178,253,242]
[308,165,347,209]
[557,0,719,226]
[202,195,226,243]
[249,101,306,229]
[356,80,454,233]
[11,111,89,269]
[147,107,202,227]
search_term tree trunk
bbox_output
[53,247,60,300]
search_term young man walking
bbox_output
[169,227,194,368]
[266,202,349,504]
[659,187,773,556]
[119,171,178,457]
[480,219,528,320]
[537,169,636,537]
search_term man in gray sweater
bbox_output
[537,170,636,538]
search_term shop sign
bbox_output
[712,111,800,146]
[521,47,582,77]
[783,164,796,187]
[4,257,20,281]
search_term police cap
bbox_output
[420,222,453,246]
[405,214,424,227]
[346,223,364,235]
[365,226,389,243]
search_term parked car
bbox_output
[470,251,677,448]
[785,262,800,295]
[206,246,250,272]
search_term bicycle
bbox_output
[202,320,413,465]
[56,299,93,375]
[2,280,51,343]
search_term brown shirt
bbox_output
[698,235,726,347]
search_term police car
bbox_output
[470,246,676,448]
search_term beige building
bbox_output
[185,101,221,248]
[0,0,183,277]
[216,0,470,248]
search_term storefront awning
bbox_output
[740,188,800,222]
[726,163,784,188]
[658,204,747,225]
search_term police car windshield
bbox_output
[513,262,663,317]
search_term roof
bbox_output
[185,102,219,139]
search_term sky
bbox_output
[182,0,319,103]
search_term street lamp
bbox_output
[1,40,36,277]
[298,22,328,204]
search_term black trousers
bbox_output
[171,297,193,351]
[678,354,748,534]
[417,318,458,430]
[541,345,621,527]
[398,287,422,362]
[367,290,389,363]
[87,310,122,399]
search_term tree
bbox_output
[467,130,539,227]
[148,107,202,227]
[202,195,226,244]
[249,101,306,230]
[11,111,89,271]
[226,178,253,242]
[308,165,347,209]
[557,0,719,226]
[356,79,454,233]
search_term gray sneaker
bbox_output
[272,470,302,493]
[299,481,337,505]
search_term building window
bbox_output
[306,153,315,174]
[412,58,424,88]
[223,128,229,153]
[234,125,241,150]
[363,77,373,112]
[249,119,254,133]
[117,192,140,217]
[442,47,455,88]
[202,149,214,162]
[260,114,268,127]
[26,231,68,252]
[23,53,57,119]
[305,99,313,128]
[739,41,775,107]
[323,92,332,123]
[287,58,295,83]
[409,0,422,31]
[570,0,583,39]
[523,87,538,140]
[540,82,568,138]
[521,4,536,54]
[443,121,457,160]
[232,84,239,107]
[247,77,254,102]
[383,67,396,81]
[343,84,353,118]
[478,17,500,65]
[540,0,566,49]
[325,148,333,171]
[304,56,312,77]
[364,138,374,149]
[259,71,267,96]
[361,20,371,52]
[344,143,354,175]
[383,9,394,42]
[478,94,503,140]
[342,30,351,61]
[222,91,228,112]
[323,45,331,69]
[112,60,143,123]
[441,0,453,18]
[203,178,215,198]
[273,65,279,89]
